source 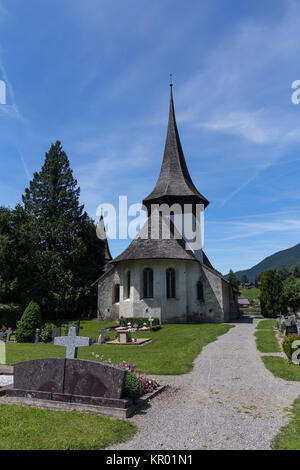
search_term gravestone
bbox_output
[52,328,61,341]
[13,358,126,399]
[148,314,154,327]
[119,331,132,344]
[0,340,6,365]
[54,327,92,358]
[34,328,40,344]
[286,314,298,335]
[98,329,105,345]
[6,328,12,342]
[76,320,83,336]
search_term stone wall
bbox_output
[98,258,238,324]
[97,267,120,321]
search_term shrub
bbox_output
[40,323,56,343]
[282,334,300,360]
[0,304,22,328]
[150,325,162,332]
[15,301,42,343]
[122,371,141,402]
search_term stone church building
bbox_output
[97,85,239,323]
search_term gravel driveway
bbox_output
[108,318,300,450]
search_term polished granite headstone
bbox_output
[6,357,129,408]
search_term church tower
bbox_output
[143,83,209,262]
[97,83,240,324]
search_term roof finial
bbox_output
[170,72,173,87]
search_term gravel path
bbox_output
[108,318,300,450]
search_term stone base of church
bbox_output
[98,259,240,325]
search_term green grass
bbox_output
[255,330,280,353]
[256,319,277,330]
[240,288,260,302]
[255,319,279,353]
[0,404,136,450]
[262,356,300,381]
[7,322,234,375]
[272,397,300,450]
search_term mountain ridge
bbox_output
[235,243,300,282]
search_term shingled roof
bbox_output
[143,85,209,210]
[111,211,197,263]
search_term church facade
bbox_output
[97,85,240,324]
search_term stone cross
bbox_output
[0,340,6,365]
[54,327,92,359]
[148,314,154,327]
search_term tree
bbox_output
[240,274,249,284]
[254,272,263,287]
[289,265,300,278]
[284,276,300,313]
[15,301,42,343]
[0,205,36,312]
[21,141,104,321]
[277,266,289,282]
[260,269,287,318]
[226,269,240,289]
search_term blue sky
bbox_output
[1,0,300,274]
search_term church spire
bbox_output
[143,83,209,212]
[96,212,112,263]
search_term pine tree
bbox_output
[226,269,240,289]
[22,141,104,321]
[284,276,300,313]
[260,269,287,318]
[240,274,249,284]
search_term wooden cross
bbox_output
[54,327,91,359]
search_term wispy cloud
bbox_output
[209,210,300,241]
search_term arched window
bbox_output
[114,284,120,303]
[197,280,204,302]
[143,268,153,298]
[166,268,176,299]
[126,271,131,299]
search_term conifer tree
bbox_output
[22,141,104,320]
[260,269,287,318]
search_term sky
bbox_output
[1,0,300,274]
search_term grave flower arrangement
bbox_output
[120,361,159,395]
[138,376,159,394]
[91,353,159,400]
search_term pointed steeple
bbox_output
[96,213,112,263]
[143,84,209,212]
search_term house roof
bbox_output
[143,85,209,209]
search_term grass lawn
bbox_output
[262,356,300,381]
[256,319,277,330]
[255,319,279,353]
[6,322,234,375]
[240,288,260,303]
[272,397,300,450]
[0,404,136,450]
[255,330,280,353]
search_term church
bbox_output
[97,84,240,324]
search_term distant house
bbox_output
[238,295,250,308]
